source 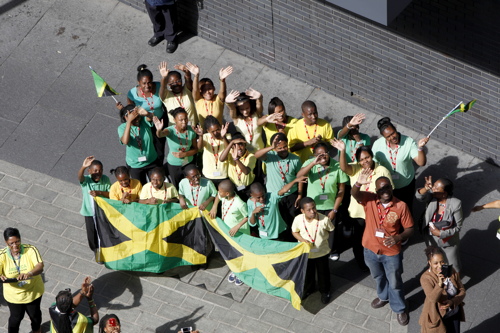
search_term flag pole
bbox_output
[427,101,462,138]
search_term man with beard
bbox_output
[351,169,413,326]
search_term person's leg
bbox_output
[128,165,147,185]
[443,311,461,333]
[278,192,299,242]
[352,218,368,270]
[161,3,177,42]
[144,0,166,39]
[25,297,42,333]
[364,248,389,302]
[381,252,406,314]
[84,216,97,251]
[303,258,316,297]
[315,254,331,294]
[393,178,416,215]
[443,244,461,273]
[7,301,25,333]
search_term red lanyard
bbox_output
[432,204,446,222]
[386,140,399,171]
[209,136,221,169]
[151,184,167,201]
[222,198,235,220]
[121,187,131,194]
[204,100,213,116]
[174,93,185,109]
[303,215,320,244]
[132,126,143,152]
[377,202,391,225]
[140,88,155,111]
[304,122,317,151]
[191,185,200,206]
[175,127,189,152]
[256,203,265,227]
[276,118,287,132]
[350,140,363,162]
[235,152,248,183]
[244,118,254,142]
[277,159,289,184]
[318,165,329,193]
[364,172,374,192]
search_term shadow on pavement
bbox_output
[156,306,204,333]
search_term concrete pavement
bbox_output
[1,0,500,332]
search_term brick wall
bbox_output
[120,0,500,165]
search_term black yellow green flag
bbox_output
[201,211,310,310]
[93,197,207,273]
[89,66,120,97]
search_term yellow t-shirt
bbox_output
[228,152,256,187]
[139,182,178,203]
[163,86,198,126]
[109,178,143,201]
[202,133,228,179]
[263,116,298,146]
[0,245,44,303]
[288,118,334,163]
[195,95,224,130]
[234,116,264,153]
[347,163,394,219]
[291,213,334,259]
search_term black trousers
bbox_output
[393,178,416,215]
[304,254,331,295]
[84,216,98,252]
[7,296,42,333]
[278,191,300,242]
[128,160,160,186]
[164,159,196,189]
[145,0,177,42]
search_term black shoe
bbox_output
[301,289,315,300]
[148,36,164,47]
[371,297,389,309]
[397,312,409,326]
[321,293,331,304]
[166,40,178,53]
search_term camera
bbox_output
[441,264,453,278]
[181,327,192,333]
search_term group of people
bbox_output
[3,60,498,333]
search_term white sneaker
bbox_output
[228,273,236,283]
[235,277,243,286]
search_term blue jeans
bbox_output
[364,248,406,313]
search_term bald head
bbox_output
[250,182,265,194]
[219,179,234,193]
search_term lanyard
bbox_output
[140,87,155,111]
[174,93,185,109]
[209,136,221,169]
[222,198,235,220]
[151,184,167,201]
[364,171,374,192]
[132,126,143,152]
[386,140,399,171]
[191,185,200,206]
[276,118,287,132]
[318,165,329,193]
[350,140,363,162]
[175,127,189,152]
[256,203,265,227]
[432,204,446,223]
[11,252,22,275]
[120,186,131,194]
[377,202,391,225]
[304,123,318,151]
[302,215,320,244]
[244,118,254,143]
[235,152,248,183]
[277,159,289,184]
[204,100,213,116]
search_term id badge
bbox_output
[375,228,385,238]
[138,156,147,162]
[237,185,246,191]
[17,281,27,287]
[181,158,188,166]
[259,230,268,238]
[310,246,319,252]
[319,194,328,201]
[213,171,222,177]
[391,173,399,180]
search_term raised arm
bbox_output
[279,176,308,196]
[78,156,94,183]
[158,61,169,100]
[120,109,139,145]
[296,156,320,178]
[194,125,204,150]
[246,88,263,117]
[153,116,169,138]
[351,168,372,203]
[225,90,239,120]
[218,66,233,102]
[336,113,366,139]
[472,199,500,212]
[414,137,429,166]
[331,138,353,175]
[186,62,201,101]
[175,63,193,92]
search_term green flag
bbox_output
[448,99,476,117]
[89,66,120,97]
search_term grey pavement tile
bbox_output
[0,118,17,148]
[189,269,223,292]
[135,311,172,332]
[46,177,79,195]
[214,272,251,302]
[27,185,58,203]
[61,225,87,242]
[0,175,31,194]
[153,286,187,306]
[130,276,159,298]
[182,296,215,317]
[70,258,105,279]
[156,303,198,322]
[340,324,372,333]
[215,322,246,333]
[19,168,54,187]
[0,187,8,200]
[45,265,80,286]
[38,230,72,250]
[260,309,294,328]
[207,305,241,325]
[187,316,220,333]
[230,299,265,319]
[106,304,143,324]
[202,292,234,309]
[289,319,325,333]
[48,0,117,32]
[237,316,272,332]
[174,279,207,299]
[42,249,77,269]
[52,193,82,213]
[144,273,180,290]
[332,290,362,310]
[345,283,379,302]
[312,313,347,333]
[249,290,289,313]
[30,200,62,219]
[265,327,291,333]
[281,302,314,323]
[5,219,43,241]
[355,299,391,321]
[363,317,391,333]
[56,208,85,228]
[332,306,369,327]
[2,191,35,208]
[0,202,13,217]
[0,160,25,178]
[63,240,94,260]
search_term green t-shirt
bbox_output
[178,177,217,210]
[372,134,419,189]
[247,192,286,239]
[302,157,349,210]
[117,117,158,168]
[79,175,111,216]
[166,125,197,166]
[339,133,371,162]
[264,151,302,195]
[221,195,250,235]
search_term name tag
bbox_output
[181,158,188,166]
[310,247,319,253]
[375,229,385,238]
[138,156,147,162]
[392,173,399,180]
[319,194,328,201]
[259,230,268,238]
[213,171,222,177]
[237,185,246,191]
